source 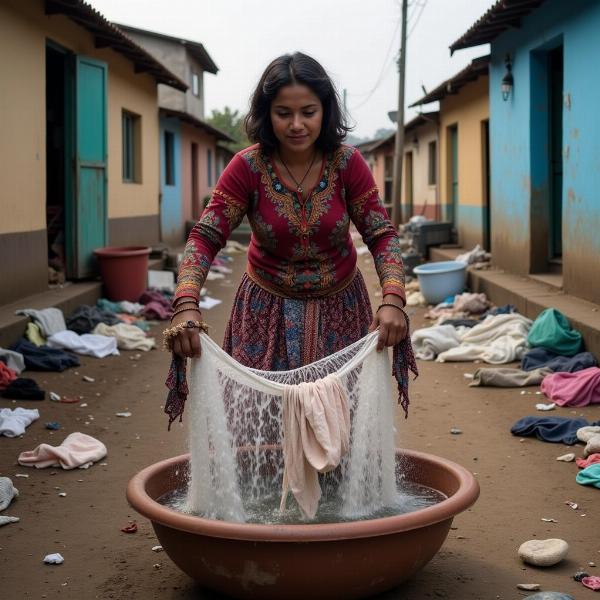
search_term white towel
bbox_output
[0,408,40,437]
[411,325,462,360]
[47,330,119,358]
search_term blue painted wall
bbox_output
[489,0,600,302]
[159,115,183,245]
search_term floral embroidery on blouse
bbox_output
[174,144,405,303]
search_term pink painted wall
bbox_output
[181,123,217,223]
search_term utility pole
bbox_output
[391,0,408,228]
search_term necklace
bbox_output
[278,150,318,195]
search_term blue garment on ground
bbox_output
[521,347,597,373]
[440,318,480,328]
[510,415,600,445]
[576,464,600,489]
[10,339,79,372]
[482,304,516,318]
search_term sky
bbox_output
[89,0,495,140]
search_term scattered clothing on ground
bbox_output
[437,313,532,364]
[15,307,66,337]
[139,290,172,320]
[92,323,155,351]
[1,378,45,400]
[0,362,17,390]
[405,291,426,307]
[527,308,583,357]
[541,367,600,407]
[66,305,121,335]
[25,322,45,346]
[481,304,516,318]
[411,325,462,361]
[0,515,19,527]
[521,347,597,373]
[10,339,79,372]
[18,432,107,469]
[47,330,119,358]
[0,477,18,511]
[510,416,600,445]
[0,348,26,374]
[440,318,480,328]
[0,407,40,437]
[575,464,600,489]
[453,292,490,315]
[576,454,600,469]
[455,245,490,265]
[469,367,552,388]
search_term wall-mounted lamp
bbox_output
[501,54,514,101]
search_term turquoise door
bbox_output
[159,116,183,244]
[66,55,108,278]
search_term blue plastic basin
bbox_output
[412,261,467,305]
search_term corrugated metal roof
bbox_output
[409,55,490,107]
[160,108,236,143]
[45,0,187,91]
[450,0,546,53]
[115,23,219,75]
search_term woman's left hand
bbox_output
[368,296,408,351]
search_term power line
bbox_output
[407,0,427,38]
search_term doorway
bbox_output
[46,44,67,283]
[448,125,458,224]
[548,46,563,262]
[191,142,199,219]
[404,151,414,220]
[481,119,491,251]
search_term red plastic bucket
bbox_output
[93,246,151,301]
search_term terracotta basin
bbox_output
[127,449,479,600]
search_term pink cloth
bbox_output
[576,453,600,469]
[540,367,600,407]
[582,576,600,591]
[280,373,350,519]
[18,432,107,469]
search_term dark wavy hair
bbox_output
[245,52,351,154]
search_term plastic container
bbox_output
[93,246,150,301]
[413,261,467,305]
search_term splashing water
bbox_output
[171,332,440,524]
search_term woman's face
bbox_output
[270,84,323,156]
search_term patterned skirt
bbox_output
[223,271,418,416]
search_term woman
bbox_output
[164,52,416,426]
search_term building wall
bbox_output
[184,51,205,119]
[439,75,489,249]
[0,0,160,304]
[181,124,217,225]
[490,0,600,303]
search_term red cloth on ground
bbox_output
[0,362,17,390]
[576,453,600,469]
[540,366,600,407]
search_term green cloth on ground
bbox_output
[575,463,600,488]
[527,308,583,357]
[25,323,45,347]
[97,298,122,314]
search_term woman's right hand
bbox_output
[170,310,203,358]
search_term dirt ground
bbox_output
[1,251,599,600]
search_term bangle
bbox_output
[170,306,201,322]
[162,319,209,351]
[376,302,404,313]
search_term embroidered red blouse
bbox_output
[174,144,406,304]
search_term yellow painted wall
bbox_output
[439,75,489,208]
[0,0,159,235]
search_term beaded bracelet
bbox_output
[162,319,209,351]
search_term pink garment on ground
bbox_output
[582,576,600,591]
[281,373,350,519]
[17,432,107,469]
[0,362,17,390]
[540,366,600,407]
[453,293,489,314]
[576,453,600,469]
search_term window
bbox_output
[428,140,437,185]
[384,155,393,179]
[192,72,200,97]
[207,148,213,187]
[164,131,175,186]
[122,110,141,182]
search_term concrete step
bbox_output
[429,246,600,358]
